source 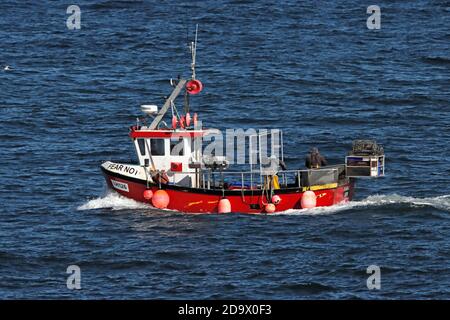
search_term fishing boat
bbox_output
[100,27,385,214]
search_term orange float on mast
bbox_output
[193,113,198,127]
[186,113,191,127]
[186,79,203,95]
[172,115,178,129]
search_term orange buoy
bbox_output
[193,113,198,127]
[180,115,186,128]
[143,189,153,200]
[172,115,178,129]
[218,198,231,214]
[265,203,276,213]
[186,113,191,127]
[271,195,281,205]
[301,190,317,209]
[152,190,170,209]
[186,79,203,95]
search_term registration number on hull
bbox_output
[111,179,129,192]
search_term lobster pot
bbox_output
[346,155,385,178]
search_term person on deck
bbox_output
[262,155,286,190]
[305,147,327,169]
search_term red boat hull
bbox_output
[101,168,355,214]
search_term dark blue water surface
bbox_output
[0,0,449,299]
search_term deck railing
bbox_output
[165,165,345,190]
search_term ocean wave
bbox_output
[421,56,450,65]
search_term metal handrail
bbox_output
[165,167,340,176]
[165,166,343,190]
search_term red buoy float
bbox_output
[143,189,153,200]
[152,190,170,209]
[172,115,178,129]
[301,190,317,209]
[180,115,186,129]
[218,198,231,214]
[186,79,203,95]
[271,195,281,205]
[265,203,276,213]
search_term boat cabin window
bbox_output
[170,137,185,156]
[150,139,165,156]
[137,139,146,156]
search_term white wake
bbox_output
[275,194,450,216]
[77,190,151,211]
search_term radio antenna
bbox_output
[189,24,199,80]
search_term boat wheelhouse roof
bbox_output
[129,126,214,139]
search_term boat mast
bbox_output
[190,24,198,80]
[149,25,199,130]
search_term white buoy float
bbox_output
[265,203,276,213]
[271,195,281,205]
[301,190,317,209]
[218,198,231,213]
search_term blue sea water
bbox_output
[0,0,449,299]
